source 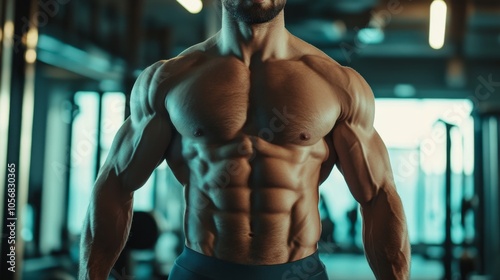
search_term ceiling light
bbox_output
[177,0,203,14]
[357,28,385,45]
[429,0,447,50]
[25,49,37,63]
[394,84,416,98]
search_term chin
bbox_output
[224,0,286,24]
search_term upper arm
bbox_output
[332,68,395,205]
[99,60,174,192]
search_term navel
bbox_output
[199,160,208,174]
[300,132,311,141]
[193,128,205,137]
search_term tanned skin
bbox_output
[79,0,411,279]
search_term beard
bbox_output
[222,0,286,25]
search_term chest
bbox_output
[166,58,340,145]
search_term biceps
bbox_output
[104,115,172,191]
[333,123,394,204]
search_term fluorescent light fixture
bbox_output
[177,0,203,14]
[394,84,416,98]
[357,28,385,45]
[429,0,447,50]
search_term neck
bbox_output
[217,9,289,64]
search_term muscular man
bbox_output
[79,0,411,279]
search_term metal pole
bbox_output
[473,112,485,274]
[0,0,15,264]
[1,0,38,279]
[442,122,454,280]
[95,93,103,179]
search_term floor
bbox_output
[320,253,443,280]
[139,253,444,280]
[20,253,446,280]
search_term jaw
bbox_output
[222,0,286,25]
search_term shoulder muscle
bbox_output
[130,60,173,121]
[338,67,375,129]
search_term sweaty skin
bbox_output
[79,1,411,279]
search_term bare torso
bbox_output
[163,37,345,264]
[80,4,409,278]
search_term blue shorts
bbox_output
[169,246,329,280]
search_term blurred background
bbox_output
[0,0,499,279]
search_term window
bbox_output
[67,91,100,235]
[320,99,474,247]
[67,91,155,236]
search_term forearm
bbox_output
[361,187,411,280]
[79,171,134,280]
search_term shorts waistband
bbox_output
[174,246,326,280]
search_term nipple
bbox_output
[193,129,204,137]
[300,132,311,141]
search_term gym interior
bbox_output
[1,0,499,279]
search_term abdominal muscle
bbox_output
[180,136,327,265]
